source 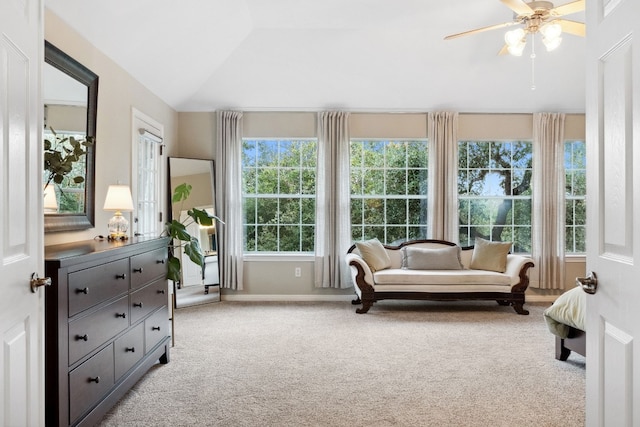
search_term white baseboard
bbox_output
[221,294,355,302]
[221,293,556,304]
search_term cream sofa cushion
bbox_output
[402,245,463,270]
[470,238,512,273]
[355,238,391,272]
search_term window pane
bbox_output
[363,198,384,224]
[386,170,406,194]
[256,225,277,251]
[386,199,406,224]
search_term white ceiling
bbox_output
[45,0,586,113]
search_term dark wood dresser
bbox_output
[44,237,171,427]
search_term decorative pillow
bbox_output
[402,245,463,270]
[470,238,512,273]
[355,238,391,272]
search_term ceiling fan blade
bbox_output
[444,21,516,40]
[500,0,534,16]
[498,45,510,55]
[556,19,586,36]
[551,0,585,17]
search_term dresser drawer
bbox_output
[145,307,168,353]
[114,322,144,380]
[68,296,129,365]
[68,258,130,317]
[130,279,168,324]
[69,344,115,424]
[130,247,167,290]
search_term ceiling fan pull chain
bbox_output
[530,35,536,91]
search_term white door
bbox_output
[0,0,45,426]
[585,0,640,425]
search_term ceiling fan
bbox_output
[444,0,586,56]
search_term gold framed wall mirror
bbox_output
[168,157,220,307]
[43,41,98,233]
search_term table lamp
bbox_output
[103,184,134,240]
[43,184,58,213]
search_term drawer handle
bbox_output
[76,287,89,294]
[133,267,143,273]
[76,334,89,341]
[156,259,165,264]
[88,376,100,383]
[133,302,143,308]
[125,347,136,353]
[115,273,127,280]
[116,312,126,318]
[152,326,161,331]
[157,289,166,294]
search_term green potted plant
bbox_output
[43,128,93,211]
[165,182,224,283]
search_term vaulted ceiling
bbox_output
[45,0,586,113]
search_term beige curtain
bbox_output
[215,110,244,290]
[315,111,352,288]
[532,112,566,289]
[428,112,459,241]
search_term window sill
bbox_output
[243,253,315,262]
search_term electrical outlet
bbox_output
[295,267,301,277]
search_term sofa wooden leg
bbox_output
[351,296,361,305]
[512,302,529,315]
[355,300,373,314]
[496,300,510,306]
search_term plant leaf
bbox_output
[188,208,214,227]
[184,238,204,268]
[172,183,192,203]
[167,256,181,282]
[166,220,191,241]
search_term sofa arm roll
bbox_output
[345,253,375,294]
[505,254,535,286]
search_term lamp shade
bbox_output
[43,184,58,212]
[103,185,134,212]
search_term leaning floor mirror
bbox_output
[168,157,220,308]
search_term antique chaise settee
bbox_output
[346,238,535,314]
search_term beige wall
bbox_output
[44,9,179,246]
[45,104,86,133]
[177,111,586,300]
[170,172,213,219]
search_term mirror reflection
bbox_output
[43,41,98,232]
[168,157,220,307]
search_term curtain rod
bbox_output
[138,128,163,143]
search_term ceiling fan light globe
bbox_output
[543,36,562,51]
[540,22,562,39]
[505,28,526,46]
[507,43,526,56]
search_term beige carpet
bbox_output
[99,301,585,427]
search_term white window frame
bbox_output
[457,140,533,253]
[131,108,164,238]
[564,139,587,254]
[242,137,318,254]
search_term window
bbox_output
[350,139,429,244]
[135,131,162,237]
[132,109,164,238]
[242,138,317,252]
[564,140,586,253]
[458,141,533,253]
